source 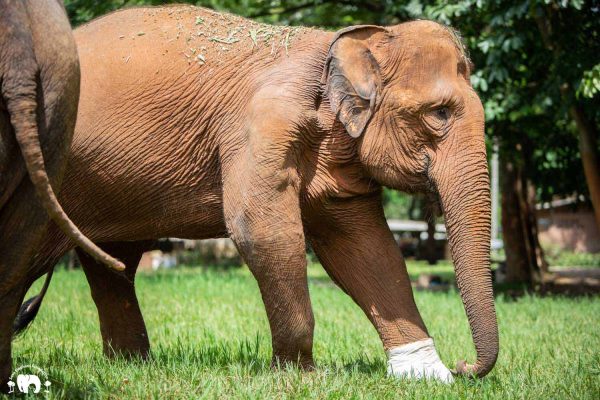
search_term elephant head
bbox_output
[322,21,498,377]
[16,374,41,393]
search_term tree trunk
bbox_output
[500,142,548,286]
[569,104,600,230]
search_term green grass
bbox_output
[11,263,600,399]
[544,248,600,268]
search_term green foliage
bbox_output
[14,267,600,398]
[545,246,600,267]
[578,64,600,99]
[382,189,413,219]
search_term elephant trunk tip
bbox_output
[453,356,497,379]
[454,360,471,376]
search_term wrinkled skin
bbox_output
[22,6,498,378]
[0,0,81,386]
[0,0,126,388]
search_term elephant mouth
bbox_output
[423,171,443,218]
[424,189,443,218]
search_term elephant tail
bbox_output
[13,268,54,336]
[2,10,125,272]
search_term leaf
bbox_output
[209,35,240,44]
[249,29,258,47]
[478,39,491,54]
[577,64,600,99]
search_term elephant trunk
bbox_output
[429,145,499,378]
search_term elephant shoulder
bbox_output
[245,83,310,140]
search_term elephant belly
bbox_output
[58,162,227,243]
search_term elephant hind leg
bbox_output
[0,285,28,393]
[77,241,154,359]
[0,179,59,390]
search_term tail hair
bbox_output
[13,269,54,336]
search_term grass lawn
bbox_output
[12,262,599,399]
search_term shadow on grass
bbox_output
[20,336,390,397]
[137,266,241,282]
[335,356,386,375]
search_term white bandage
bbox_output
[387,338,454,383]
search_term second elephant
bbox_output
[0,0,126,387]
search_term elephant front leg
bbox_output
[77,241,154,359]
[246,245,314,369]
[224,162,314,369]
[306,194,453,382]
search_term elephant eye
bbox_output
[434,107,450,121]
[423,106,452,136]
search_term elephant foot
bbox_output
[0,360,12,394]
[103,336,150,361]
[386,338,454,383]
[271,354,315,371]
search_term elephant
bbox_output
[14,6,498,382]
[16,374,41,394]
[0,0,126,387]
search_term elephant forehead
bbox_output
[382,78,462,113]
[393,44,462,86]
[379,22,470,90]
[380,46,470,110]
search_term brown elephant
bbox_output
[0,0,127,386]
[14,5,498,382]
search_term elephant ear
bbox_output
[321,25,387,138]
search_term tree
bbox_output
[500,134,548,285]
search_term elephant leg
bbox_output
[248,256,314,368]
[0,179,54,389]
[0,286,27,392]
[223,155,314,368]
[77,241,154,359]
[306,194,453,382]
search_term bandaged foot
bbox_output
[387,338,454,383]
